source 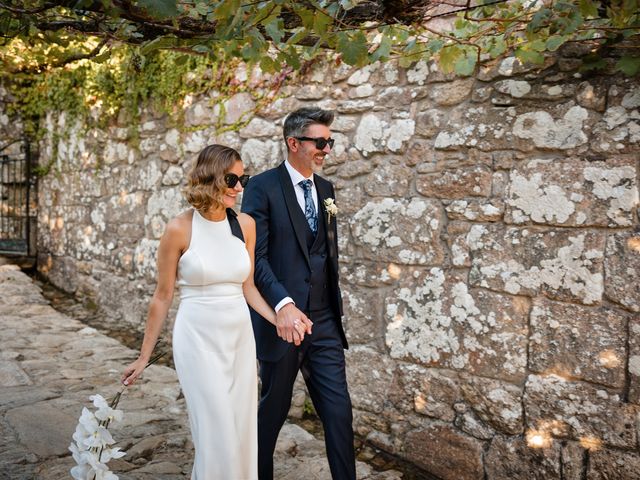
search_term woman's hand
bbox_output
[121,357,148,386]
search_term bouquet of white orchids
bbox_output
[69,392,126,480]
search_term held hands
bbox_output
[121,356,148,386]
[276,303,313,346]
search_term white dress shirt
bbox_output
[275,160,318,312]
[284,159,318,215]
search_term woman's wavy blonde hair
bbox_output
[183,144,241,213]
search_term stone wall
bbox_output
[14,55,640,478]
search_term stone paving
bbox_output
[0,264,402,480]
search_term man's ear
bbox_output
[286,137,298,152]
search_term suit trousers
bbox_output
[257,308,356,480]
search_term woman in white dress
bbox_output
[122,145,310,479]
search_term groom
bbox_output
[242,107,356,480]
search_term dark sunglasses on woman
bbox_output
[224,173,250,188]
[294,136,335,150]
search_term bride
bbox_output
[122,144,311,479]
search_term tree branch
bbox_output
[0,1,57,14]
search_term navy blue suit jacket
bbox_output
[241,162,347,362]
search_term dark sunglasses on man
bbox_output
[224,173,250,188]
[294,136,335,150]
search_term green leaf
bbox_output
[439,45,462,74]
[529,8,551,31]
[337,31,368,66]
[192,44,211,53]
[515,47,545,65]
[92,50,112,64]
[545,35,567,51]
[212,0,241,20]
[279,48,301,69]
[173,54,190,66]
[427,38,444,54]
[454,50,477,76]
[578,0,601,18]
[136,0,179,20]
[264,17,285,43]
[370,34,392,62]
[313,11,332,36]
[529,39,547,52]
[297,7,314,29]
[286,27,309,46]
[259,55,279,73]
[140,36,180,55]
[488,38,507,58]
[195,2,210,16]
[616,55,640,75]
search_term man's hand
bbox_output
[276,303,313,346]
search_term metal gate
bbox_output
[0,139,36,256]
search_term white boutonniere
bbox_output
[324,198,338,224]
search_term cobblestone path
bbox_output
[0,264,401,480]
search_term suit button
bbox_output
[304,278,309,283]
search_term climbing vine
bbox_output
[3,45,288,145]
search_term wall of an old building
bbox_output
[11,55,640,478]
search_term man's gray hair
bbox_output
[283,107,335,149]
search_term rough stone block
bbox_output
[446,221,472,267]
[414,109,446,138]
[444,199,504,222]
[416,166,492,199]
[524,374,638,449]
[387,364,460,421]
[0,361,32,387]
[529,299,628,388]
[404,424,484,480]
[346,346,394,413]
[432,105,516,151]
[485,435,562,480]
[223,92,255,124]
[354,113,415,156]
[469,225,606,305]
[240,138,282,174]
[576,81,607,112]
[342,284,385,346]
[605,230,640,313]
[333,183,367,216]
[363,163,412,197]
[505,157,638,227]
[336,158,375,179]
[351,198,444,265]
[588,448,640,479]
[460,376,523,435]
[340,260,398,288]
[238,117,278,138]
[629,315,640,403]
[5,402,77,458]
[429,78,475,106]
[385,268,528,382]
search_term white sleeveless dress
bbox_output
[173,209,258,480]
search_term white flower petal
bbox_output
[79,408,99,430]
[70,463,92,480]
[100,447,127,462]
[90,394,109,410]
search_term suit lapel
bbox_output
[277,163,311,266]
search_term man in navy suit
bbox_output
[242,107,356,480]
